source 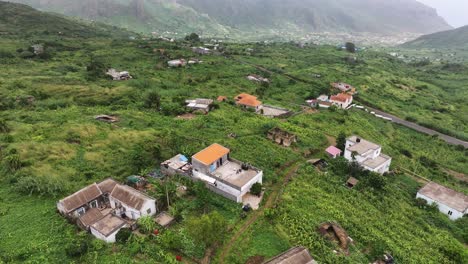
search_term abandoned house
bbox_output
[331,82,355,93]
[191,143,263,203]
[247,74,270,83]
[318,222,352,253]
[160,154,192,176]
[330,93,353,109]
[31,44,44,55]
[267,127,297,147]
[95,115,119,123]
[192,46,211,55]
[264,246,317,264]
[234,93,263,113]
[416,182,468,220]
[57,178,157,243]
[185,98,214,113]
[344,136,392,174]
[106,69,132,81]
[167,59,187,67]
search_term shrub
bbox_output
[137,216,156,234]
[65,239,89,257]
[116,228,132,243]
[19,51,35,59]
[250,182,262,196]
[0,119,10,133]
[0,50,14,59]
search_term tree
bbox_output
[366,172,387,190]
[187,211,227,247]
[345,42,356,53]
[144,90,161,111]
[116,228,132,243]
[336,132,346,152]
[0,119,10,133]
[250,182,262,196]
[86,57,107,81]
[185,33,200,43]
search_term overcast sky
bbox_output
[417,0,468,28]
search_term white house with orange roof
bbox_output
[330,93,353,109]
[191,143,263,203]
[234,93,263,113]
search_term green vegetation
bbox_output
[0,4,467,263]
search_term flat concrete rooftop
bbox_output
[212,160,260,189]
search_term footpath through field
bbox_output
[216,160,301,264]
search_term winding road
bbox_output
[361,106,468,148]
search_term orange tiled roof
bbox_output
[235,93,262,107]
[330,93,352,103]
[193,143,230,165]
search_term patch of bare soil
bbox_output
[442,168,468,183]
[176,113,196,120]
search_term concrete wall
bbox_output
[416,193,465,220]
[192,154,228,175]
[91,225,126,243]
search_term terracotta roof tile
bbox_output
[192,143,230,165]
[235,93,262,107]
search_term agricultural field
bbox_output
[1,27,467,264]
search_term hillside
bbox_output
[9,0,451,40]
[402,25,468,50]
[0,1,131,38]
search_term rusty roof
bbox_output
[264,246,317,264]
[330,93,353,103]
[97,178,119,194]
[59,183,102,213]
[235,93,262,107]
[78,208,105,227]
[418,182,468,212]
[192,143,230,166]
[110,184,154,211]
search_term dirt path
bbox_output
[217,161,301,264]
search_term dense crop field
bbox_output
[1,34,467,263]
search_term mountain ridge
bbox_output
[8,0,451,40]
[402,25,468,49]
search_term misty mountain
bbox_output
[9,0,451,39]
[402,25,468,49]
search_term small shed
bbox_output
[126,175,147,190]
[326,146,342,159]
[346,177,359,189]
[155,212,175,228]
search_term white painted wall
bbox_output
[109,197,156,220]
[90,224,127,243]
[416,193,465,220]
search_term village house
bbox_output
[416,182,468,220]
[326,145,342,159]
[306,99,318,107]
[264,246,317,264]
[57,178,157,243]
[106,69,132,81]
[247,74,270,83]
[191,143,263,203]
[192,46,211,55]
[234,93,263,112]
[344,136,392,174]
[185,98,214,113]
[167,59,187,67]
[267,127,297,147]
[110,184,157,220]
[330,93,353,109]
[331,82,355,93]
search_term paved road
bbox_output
[228,56,468,148]
[362,106,468,148]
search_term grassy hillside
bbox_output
[402,25,468,50]
[1,35,467,263]
[0,4,467,262]
[0,1,132,38]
